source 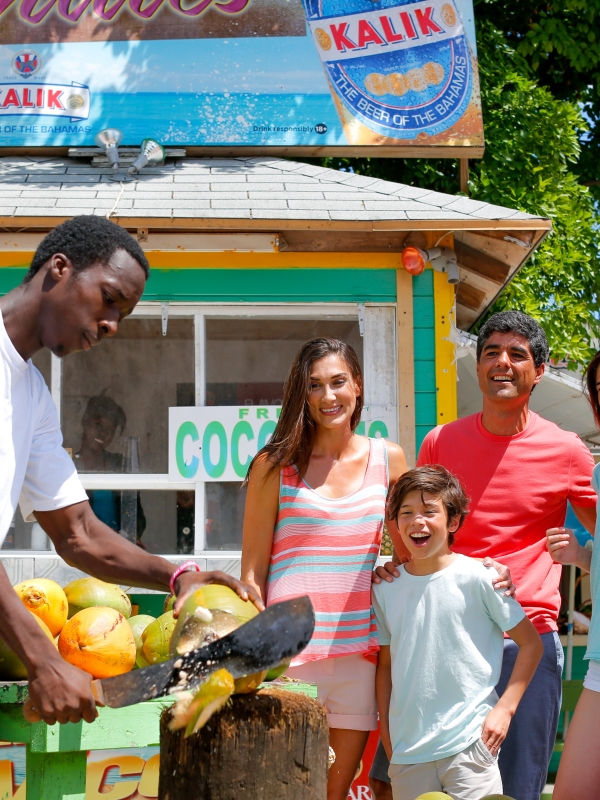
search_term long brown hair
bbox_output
[585,350,600,427]
[245,337,363,483]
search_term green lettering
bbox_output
[231,420,255,478]
[202,421,227,478]
[176,421,199,479]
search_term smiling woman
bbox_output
[241,336,408,800]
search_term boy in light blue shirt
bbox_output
[373,466,543,800]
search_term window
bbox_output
[5,304,395,555]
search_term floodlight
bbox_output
[128,138,165,175]
[401,246,460,284]
[94,128,122,170]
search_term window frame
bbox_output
[41,301,397,556]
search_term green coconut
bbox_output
[141,611,177,665]
[265,663,290,681]
[127,614,156,669]
[169,668,235,737]
[169,585,267,692]
[414,794,453,800]
[63,578,131,620]
[0,614,56,680]
[164,594,175,613]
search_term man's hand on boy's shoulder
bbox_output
[481,705,512,756]
[372,554,516,598]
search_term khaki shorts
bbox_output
[388,738,503,800]
[285,653,378,731]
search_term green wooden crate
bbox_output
[0,680,317,799]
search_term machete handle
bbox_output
[91,680,106,707]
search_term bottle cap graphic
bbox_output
[301,0,480,145]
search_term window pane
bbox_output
[62,317,194,473]
[206,483,246,551]
[84,489,192,555]
[1,507,53,551]
[206,319,362,406]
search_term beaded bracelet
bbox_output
[170,560,200,595]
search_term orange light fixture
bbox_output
[401,246,427,276]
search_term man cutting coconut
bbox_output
[0,216,263,726]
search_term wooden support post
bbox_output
[159,689,328,800]
[396,269,416,467]
[459,159,469,195]
[26,749,86,800]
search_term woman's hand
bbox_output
[483,558,516,597]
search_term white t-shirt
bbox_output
[0,310,87,545]
[372,553,525,764]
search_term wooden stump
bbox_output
[159,688,328,800]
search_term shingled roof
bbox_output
[0,154,550,329]
[0,155,543,224]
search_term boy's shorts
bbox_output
[583,659,600,693]
[388,738,503,800]
[285,653,378,731]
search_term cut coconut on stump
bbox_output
[159,688,328,800]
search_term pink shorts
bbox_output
[285,653,378,731]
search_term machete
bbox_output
[89,595,314,708]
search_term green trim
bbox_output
[413,271,437,453]
[0,268,396,303]
[143,268,396,303]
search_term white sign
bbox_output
[169,406,395,482]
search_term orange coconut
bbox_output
[14,579,68,637]
[58,607,136,679]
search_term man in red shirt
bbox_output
[370,311,596,800]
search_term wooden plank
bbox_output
[29,699,173,753]
[396,269,416,467]
[465,228,535,246]
[0,145,486,159]
[459,160,469,195]
[0,683,29,704]
[433,270,458,425]
[456,282,486,311]
[277,230,409,252]
[455,241,510,285]
[0,216,553,233]
[0,705,32,744]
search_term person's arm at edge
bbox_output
[571,504,596,536]
[240,454,280,604]
[376,645,393,761]
[35,502,264,616]
[481,616,543,755]
[0,561,97,726]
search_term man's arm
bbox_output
[376,645,393,761]
[481,617,543,755]
[35,501,263,615]
[571,504,596,536]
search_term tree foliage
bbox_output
[320,17,600,368]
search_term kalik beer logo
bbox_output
[12,51,41,78]
[0,81,90,120]
[302,0,474,140]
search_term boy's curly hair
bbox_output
[387,465,469,546]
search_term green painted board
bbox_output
[144,268,397,303]
[413,296,435,329]
[413,328,435,360]
[26,749,86,800]
[415,394,437,426]
[414,360,436,393]
[412,270,434,297]
[130,593,168,618]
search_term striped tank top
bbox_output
[266,437,388,665]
